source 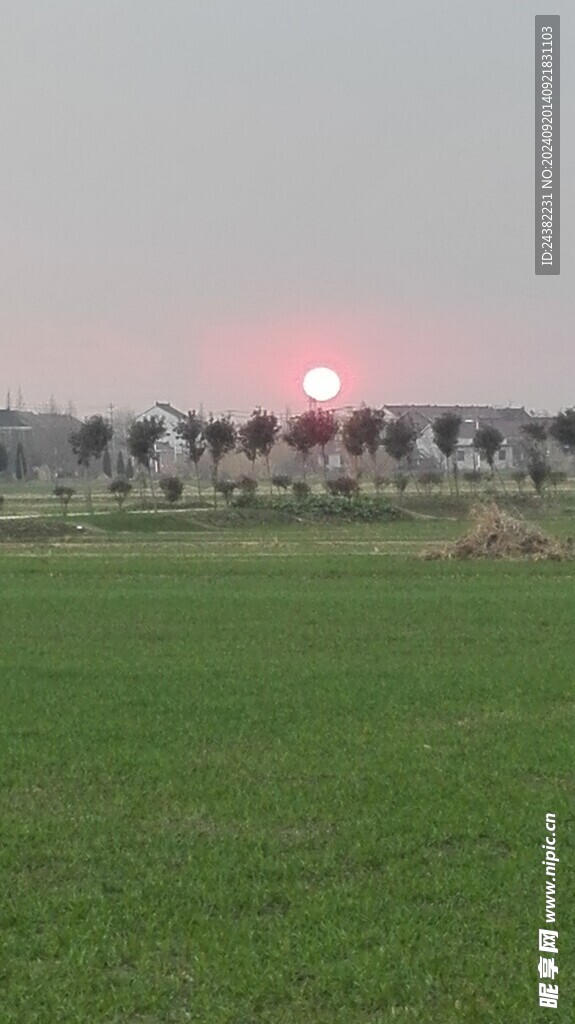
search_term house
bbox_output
[0,409,32,474]
[135,401,188,471]
[135,402,187,451]
[19,410,83,477]
[385,405,534,471]
[0,408,32,445]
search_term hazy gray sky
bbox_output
[1,1,573,415]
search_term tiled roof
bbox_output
[152,402,186,419]
[387,405,533,442]
[387,404,531,424]
[0,408,31,429]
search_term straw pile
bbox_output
[426,503,571,561]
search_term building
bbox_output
[134,401,188,471]
[385,405,534,471]
[135,401,187,453]
[0,408,32,446]
[15,410,83,478]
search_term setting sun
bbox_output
[302,366,341,402]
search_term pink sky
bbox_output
[2,1,573,417]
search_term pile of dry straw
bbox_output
[426,503,572,561]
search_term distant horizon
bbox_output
[2,393,567,421]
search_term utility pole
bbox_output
[108,403,115,457]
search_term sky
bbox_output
[1,0,573,416]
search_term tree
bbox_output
[109,478,132,509]
[53,485,75,516]
[15,442,28,481]
[126,457,134,480]
[527,452,548,496]
[116,450,126,477]
[549,409,575,452]
[393,472,409,501]
[522,422,548,496]
[283,414,316,482]
[237,409,281,491]
[102,449,112,478]
[283,409,337,483]
[176,410,207,495]
[341,414,364,478]
[127,416,167,511]
[68,415,113,512]
[432,412,461,493]
[309,408,338,481]
[204,415,237,505]
[0,443,8,474]
[522,421,547,445]
[344,407,386,480]
[473,425,504,478]
[383,417,417,469]
[159,475,184,505]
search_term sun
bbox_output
[303,367,341,402]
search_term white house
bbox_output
[135,401,188,468]
[386,405,532,471]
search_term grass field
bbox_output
[1,504,574,1022]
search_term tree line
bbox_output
[59,405,575,512]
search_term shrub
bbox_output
[417,469,443,493]
[292,481,311,499]
[109,478,132,509]
[548,470,567,490]
[463,469,483,489]
[237,475,259,494]
[374,475,388,492]
[53,485,75,515]
[272,474,291,492]
[512,470,527,492]
[326,475,359,498]
[159,476,184,505]
[215,480,237,505]
[528,454,548,496]
[393,472,409,496]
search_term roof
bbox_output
[387,404,531,424]
[139,402,186,420]
[387,405,533,442]
[19,411,82,427]
[0,408,32,429]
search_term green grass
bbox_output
[1,543,574,1023]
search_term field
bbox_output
[1,495,574,1022]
